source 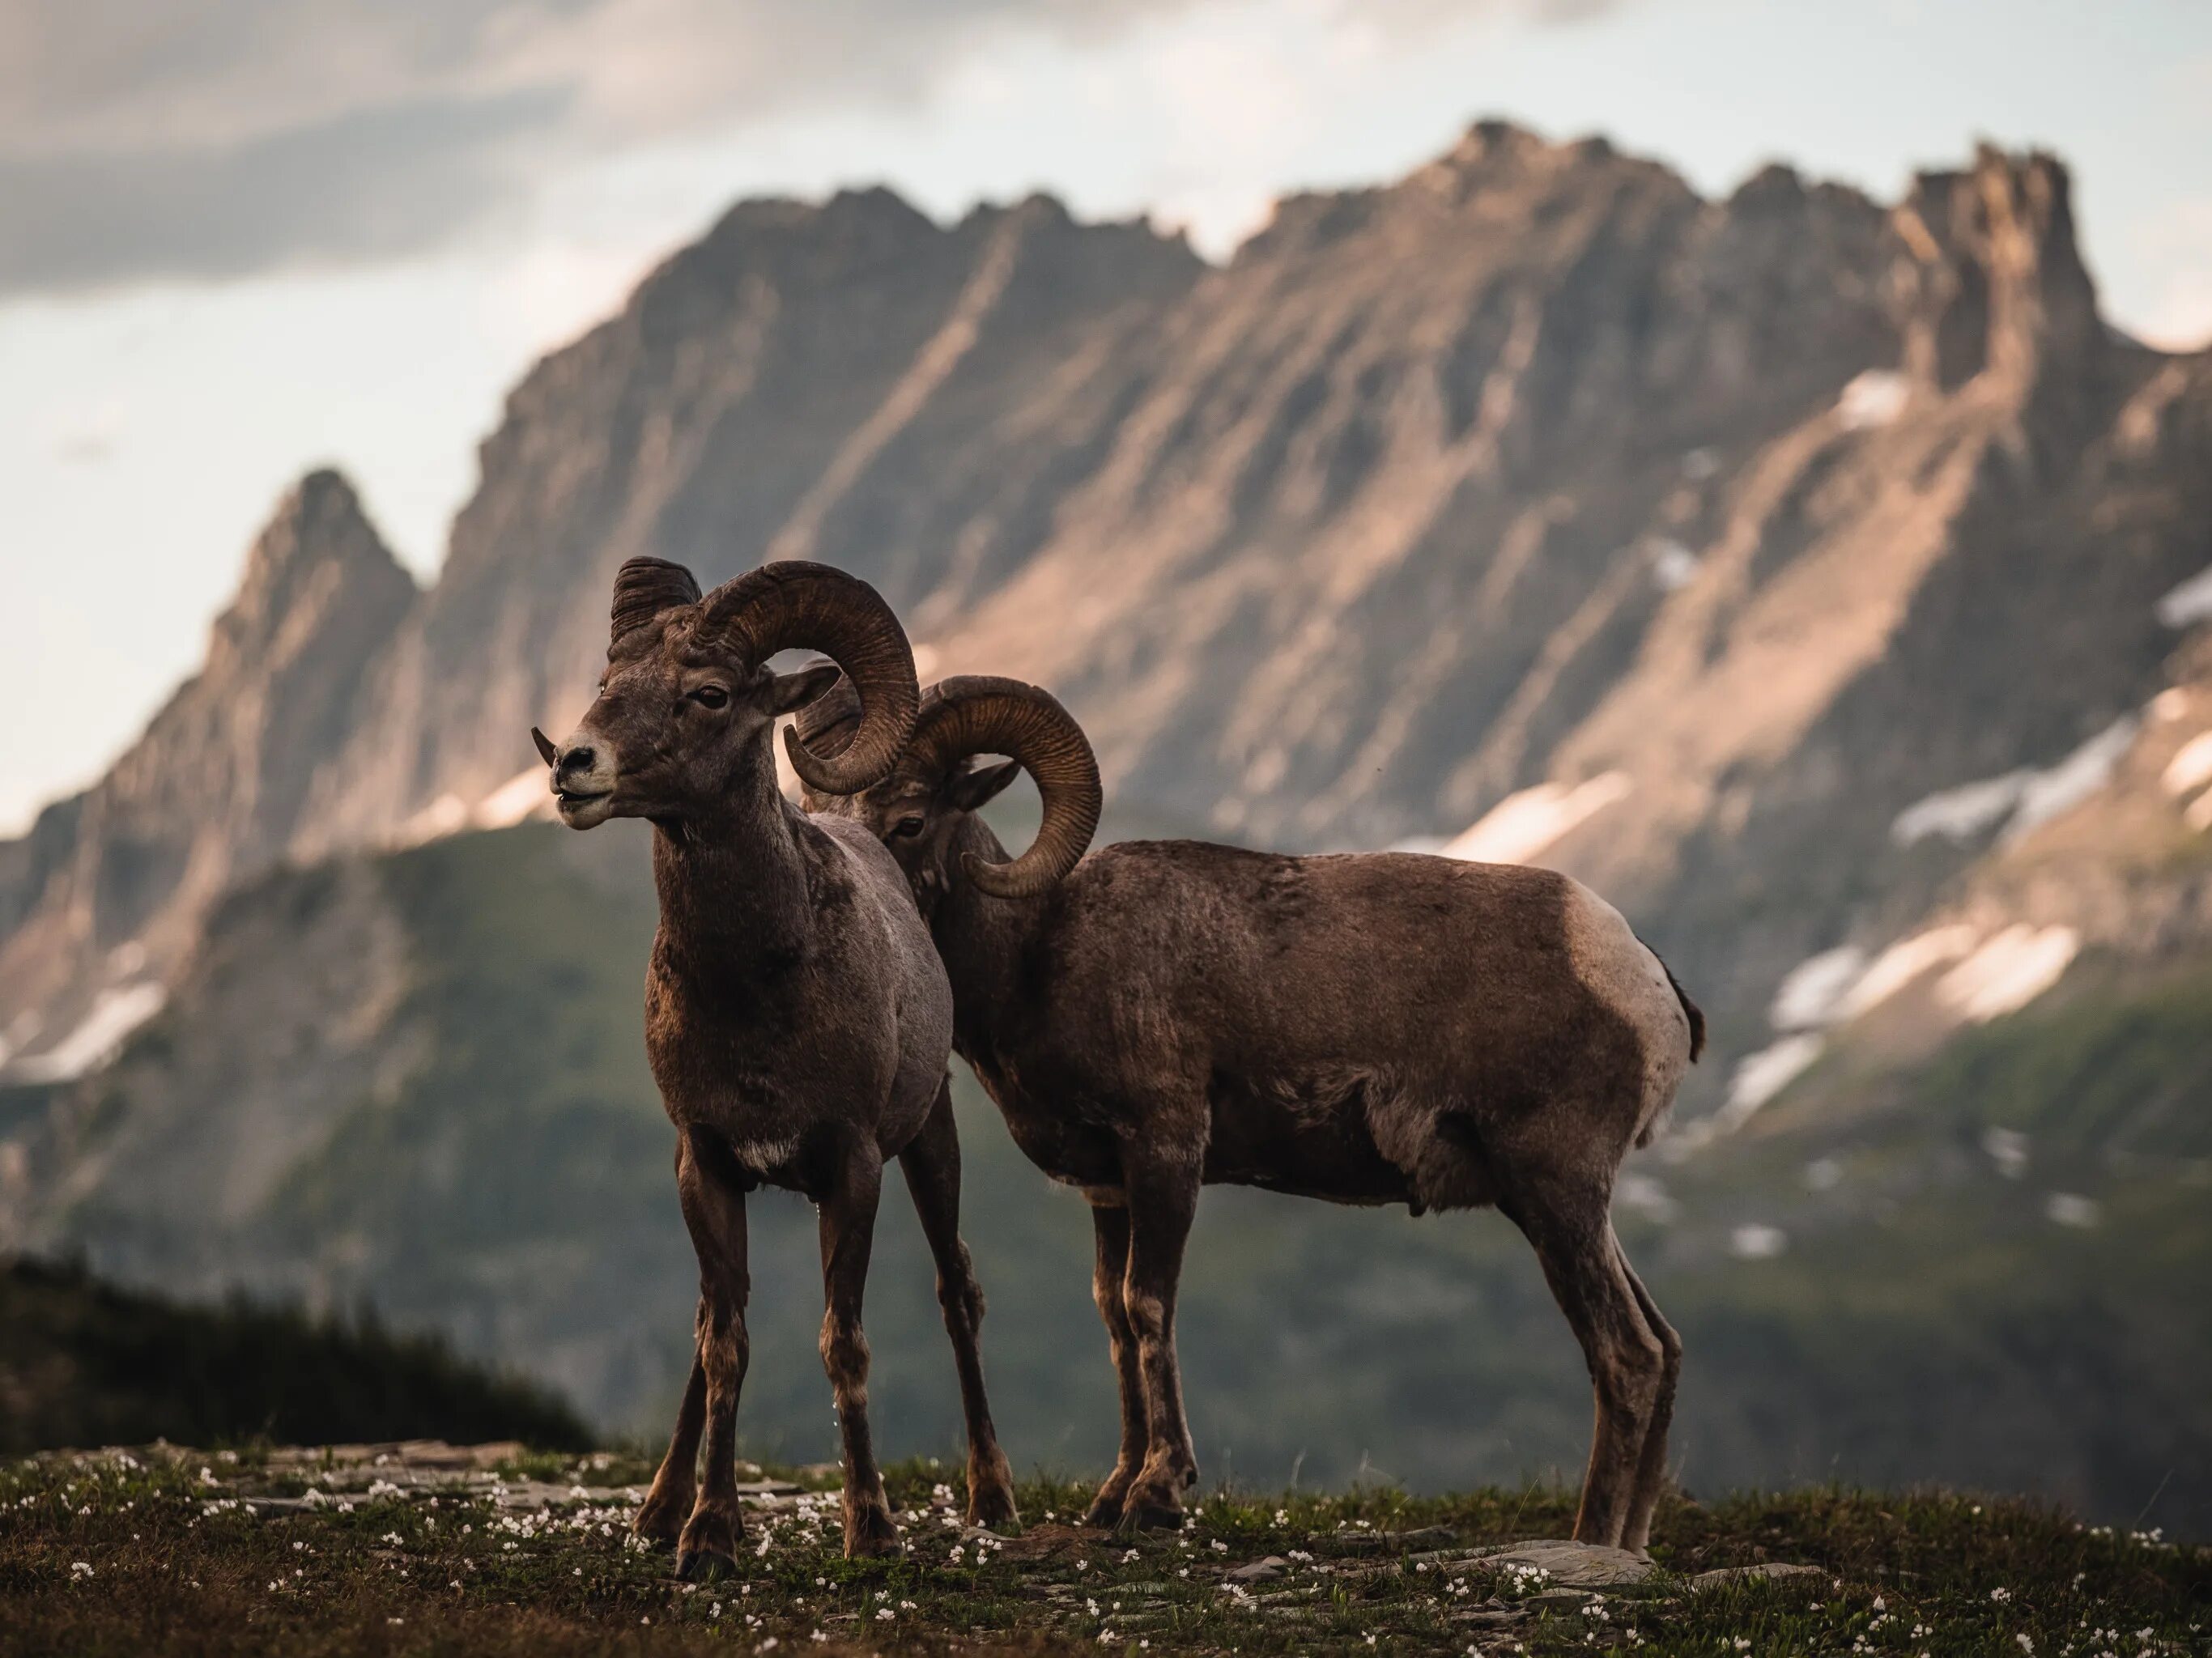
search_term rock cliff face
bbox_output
[0,472,413,1076]
[4,126,2210,1094]
[291,190,1204,857]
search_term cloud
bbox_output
[0,91,561,291]
[0,0,1602,295]
[0,0,1161,294]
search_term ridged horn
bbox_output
[910,676,1101,899]
[789,661,862,764]
[698,562,919,794]
[609,557,702,651]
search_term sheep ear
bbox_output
[768,661,844,717]
[531,727,558,767]
[948,758,1021,813]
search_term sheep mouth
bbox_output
[555,789,611,809]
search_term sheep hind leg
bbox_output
[1510,1187,1666,1551]
[1081,1201,1149,1528]
[897,1081,1018,1528]
[673,1127,752,1580]
[1614,1235,1681,1556]
[819,1146,900,1558]
[1116,1149,1201,1535]
[633,1339,705,1544]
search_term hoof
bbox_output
[1114,1496,1186,1537]
[844,1500,903,1559]
[676,1548,738,1583]
[844,1525,903,1560]
[968,1482,1020,1529]
[1083,1492,1125,1528]
[632,1497,689,1545]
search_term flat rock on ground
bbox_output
[1461,1538,1657,1588]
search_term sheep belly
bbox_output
[1200,1068,1419,1205]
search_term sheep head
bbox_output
[538,558,920,831]
[802,674,1101,904]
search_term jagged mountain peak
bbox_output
[1891,143,2100,388]
[212,468,414,665]
[6,126,2209,1116]
[0,469,415,1063]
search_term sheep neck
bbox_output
[933,813,1048,1053]
[649,746,815,967]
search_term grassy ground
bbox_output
[2,1446,2203,1656]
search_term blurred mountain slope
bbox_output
[3,816,2203,1533]
[5,127,2210,1094]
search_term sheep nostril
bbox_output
[556,745,597,782]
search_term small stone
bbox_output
[1225,1556,1287,1584]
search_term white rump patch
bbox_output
[1442,772,1632,866]
[1769,946,1868,1031]
[1936,925,2078,1022]
[9,982,167,1084]
[2155,563,2212,630]
[1836,369,1911,430]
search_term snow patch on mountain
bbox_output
[1836,369,1910,429]
[7,983,168,1084]
[1934,925,2079,1022]
[2155,563,2212,630]
[1891,716,2138,848]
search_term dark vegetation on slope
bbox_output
[0,1256,589,1455]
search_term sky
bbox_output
[2,0,2210,835]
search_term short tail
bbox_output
[1660,957,1706,1063]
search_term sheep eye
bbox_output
[891,816,925,839]
[688,686,729,710]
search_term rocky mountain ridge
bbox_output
[3,123,2210,1107]
[0,471,414,1078]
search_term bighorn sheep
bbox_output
[534,560,1016,1569]
[802,676,1704,1554]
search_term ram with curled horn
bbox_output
[534,559,1017,1569]
[802,674,1706,1554]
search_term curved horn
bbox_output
[789,661,861,763]
[699,562,919,794]
[609,557,702,651]
[910,676,1101,899]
